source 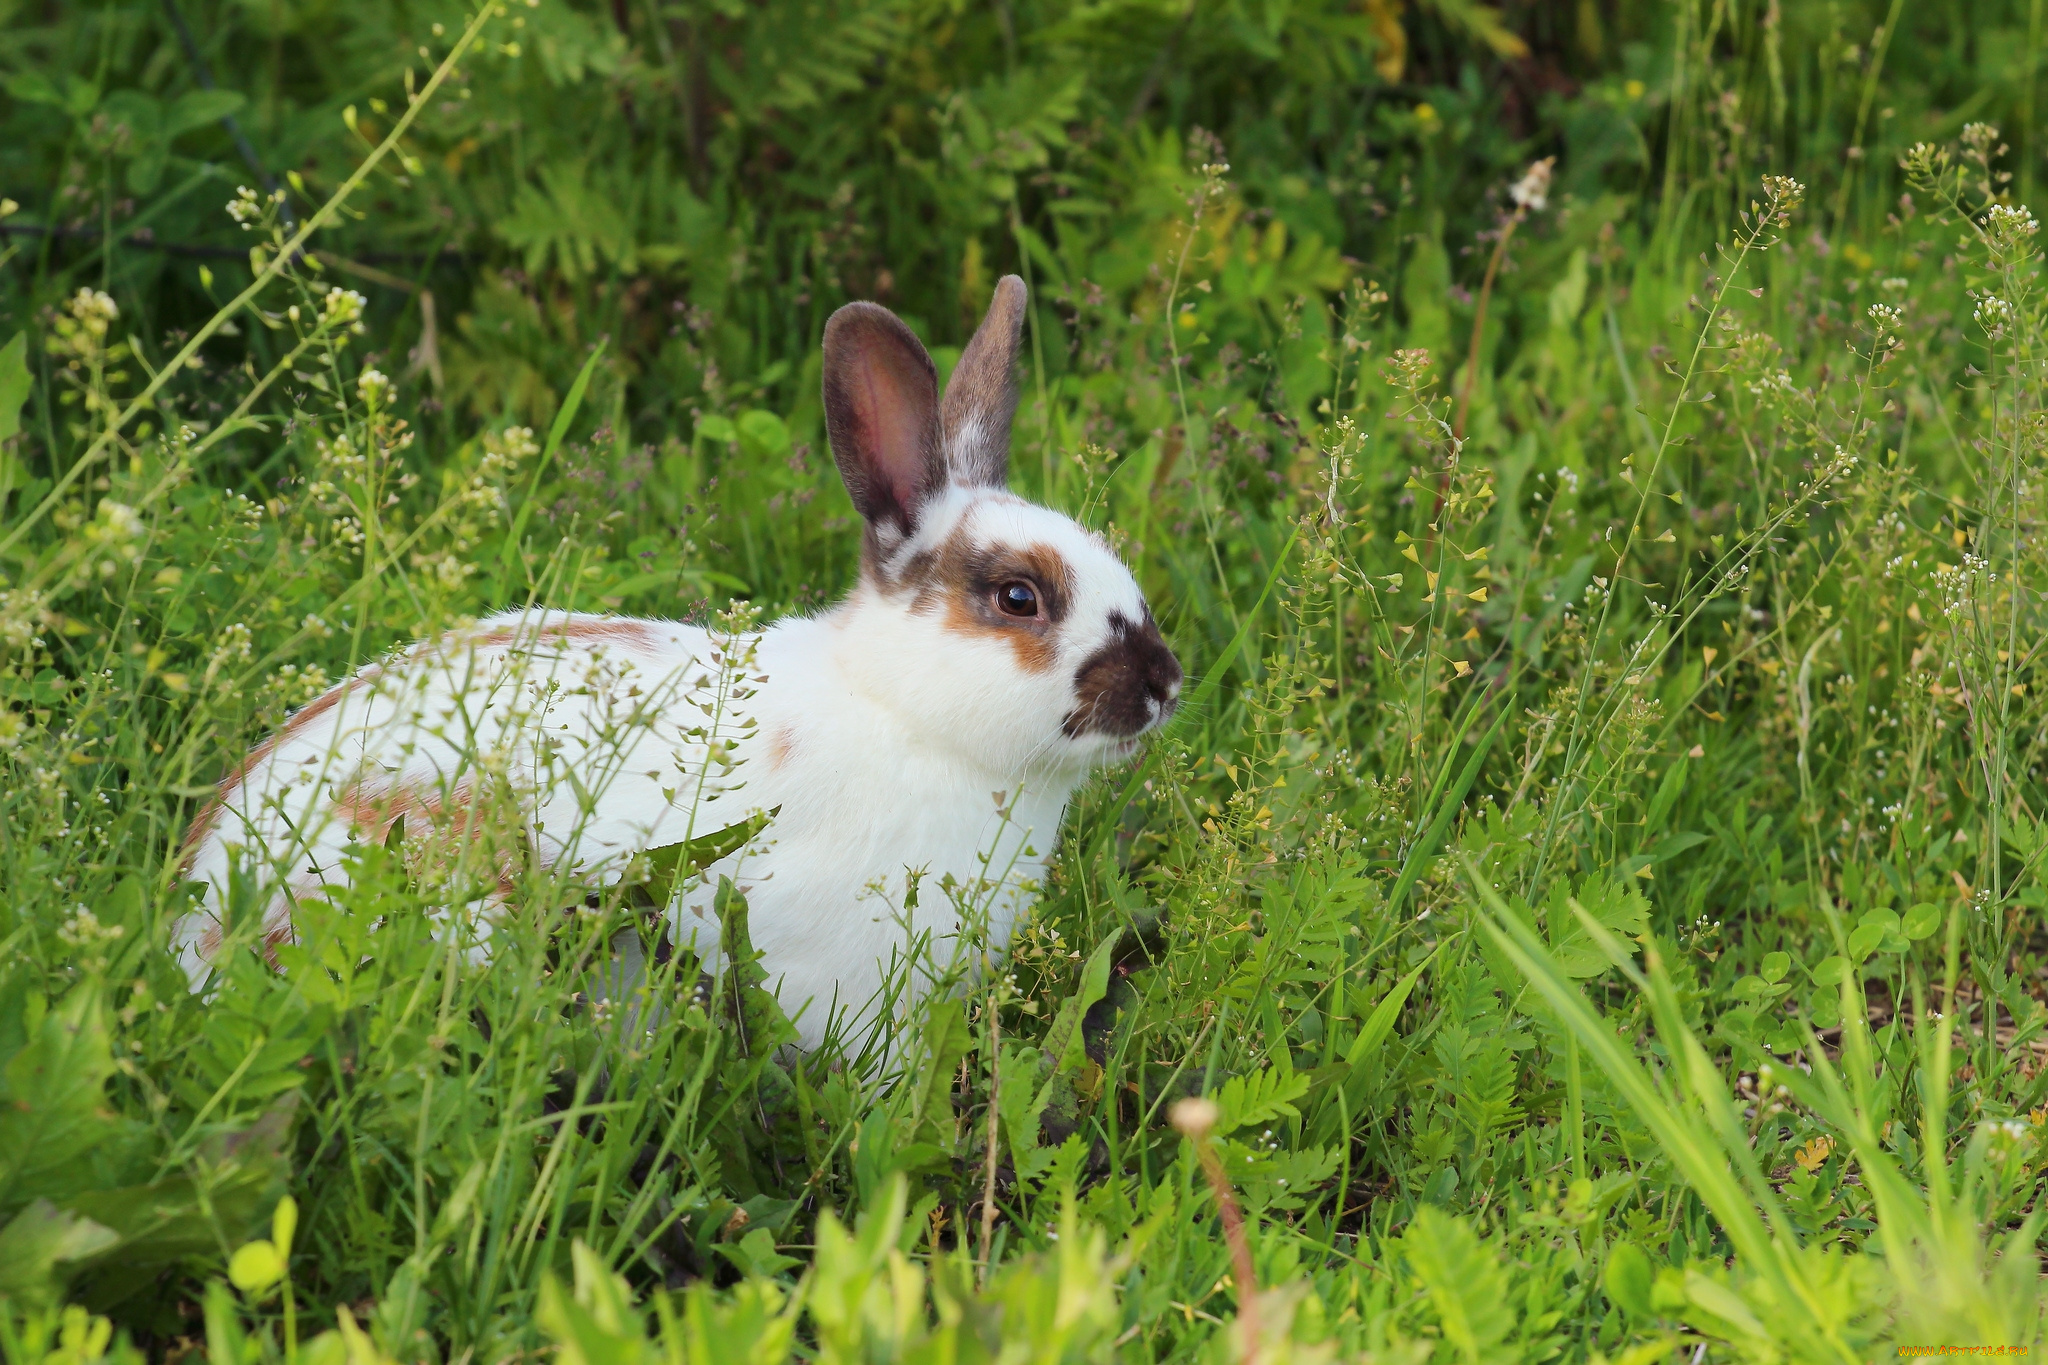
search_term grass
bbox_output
[2,0,2047,1359]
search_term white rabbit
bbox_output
[171,277,1182,1050]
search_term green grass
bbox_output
[2,0,2048,1359]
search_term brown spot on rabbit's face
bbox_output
[767,724,799,770]
[1062,611,1182,739]
[895,527,1073,674]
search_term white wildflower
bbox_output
[1509,157,1555,213]
[357,367,392,406]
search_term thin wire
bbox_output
[0,223,465,267]
[159,0,298,231]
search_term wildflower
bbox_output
[1866,302,1902,333]
[1961,122,2000,155]
[0,588,47,653]
[479,424,541,473]
[1759,175,1806,220]
[203,622,256,689]
[1509,157,1555,213]
[226,185,264,227]
[1171,1098,1219,1139]
[1898,142,1946,178]
[1972,293,2015,339]
[68,288,119,333]
[84,500,146,568]
[1793,1134,1834,1172]
[1386,348,1433,388]
[57,906,125,957]
[357,367,392,407]
[1982,203,2040,254]
[322,288,369,333]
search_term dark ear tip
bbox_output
[824,299,905,340]
[822,301,937,383]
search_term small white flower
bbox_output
[1509,157,1555,212]
[225,185,264,226]
[1973,292,2015,336]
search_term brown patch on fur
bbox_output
[335,777,529,910]
[767,724,799,770]
[454,616,662,653]
[332,777,489,845]
[179,668,383,872]
[261,915,296,971]
[885,527,1072,674]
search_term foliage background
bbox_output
[1,0,2047,1359]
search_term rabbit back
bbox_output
[172,610,734,986]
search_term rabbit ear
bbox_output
[822,301,946,540]
[940,275,1026,488]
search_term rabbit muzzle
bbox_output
[1061,610,1182,747]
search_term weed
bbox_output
[2,1,2047,1360]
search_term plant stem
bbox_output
[0,2,495,561]
[979,1000,1000,1286]
[1452,210,1521,443]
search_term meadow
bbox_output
[1,0,2046,1359]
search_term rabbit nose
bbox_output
[1149,651,1183,709]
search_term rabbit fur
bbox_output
[171,276,1182,1050]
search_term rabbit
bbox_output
[171,276,1183,1051]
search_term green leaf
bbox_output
[715,1227,802,1279]
[1846,923,1885,962]
[0,1200,120,1311]
[1542,878,1651,978]
[1388,704,1508,915]
[1344,947,1435,1070]
[1042,930,1120,1076]
[0,986,119,1207]
[1644,758,1689,831]
[1810,955,1850,986]
[1645,830,1709,863]
[619,808,777,908]
[734,409,791,460]
[1901,903,1941,941]
[1682,1269,1771,1346]
[1212,1066,1310,1137]
[63,1092,299,1288]
[227,1239,284,1293]
[1604,1241,1655,1318]
[538,1242,660,1365]
[1402,1206,1515,1363]
[165,89,247,137]
[6,72,65,107]
[906,996,970,1148]
[1760,952,1790,984]
[0,332,32,446]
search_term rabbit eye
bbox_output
[996,581,1040,618]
